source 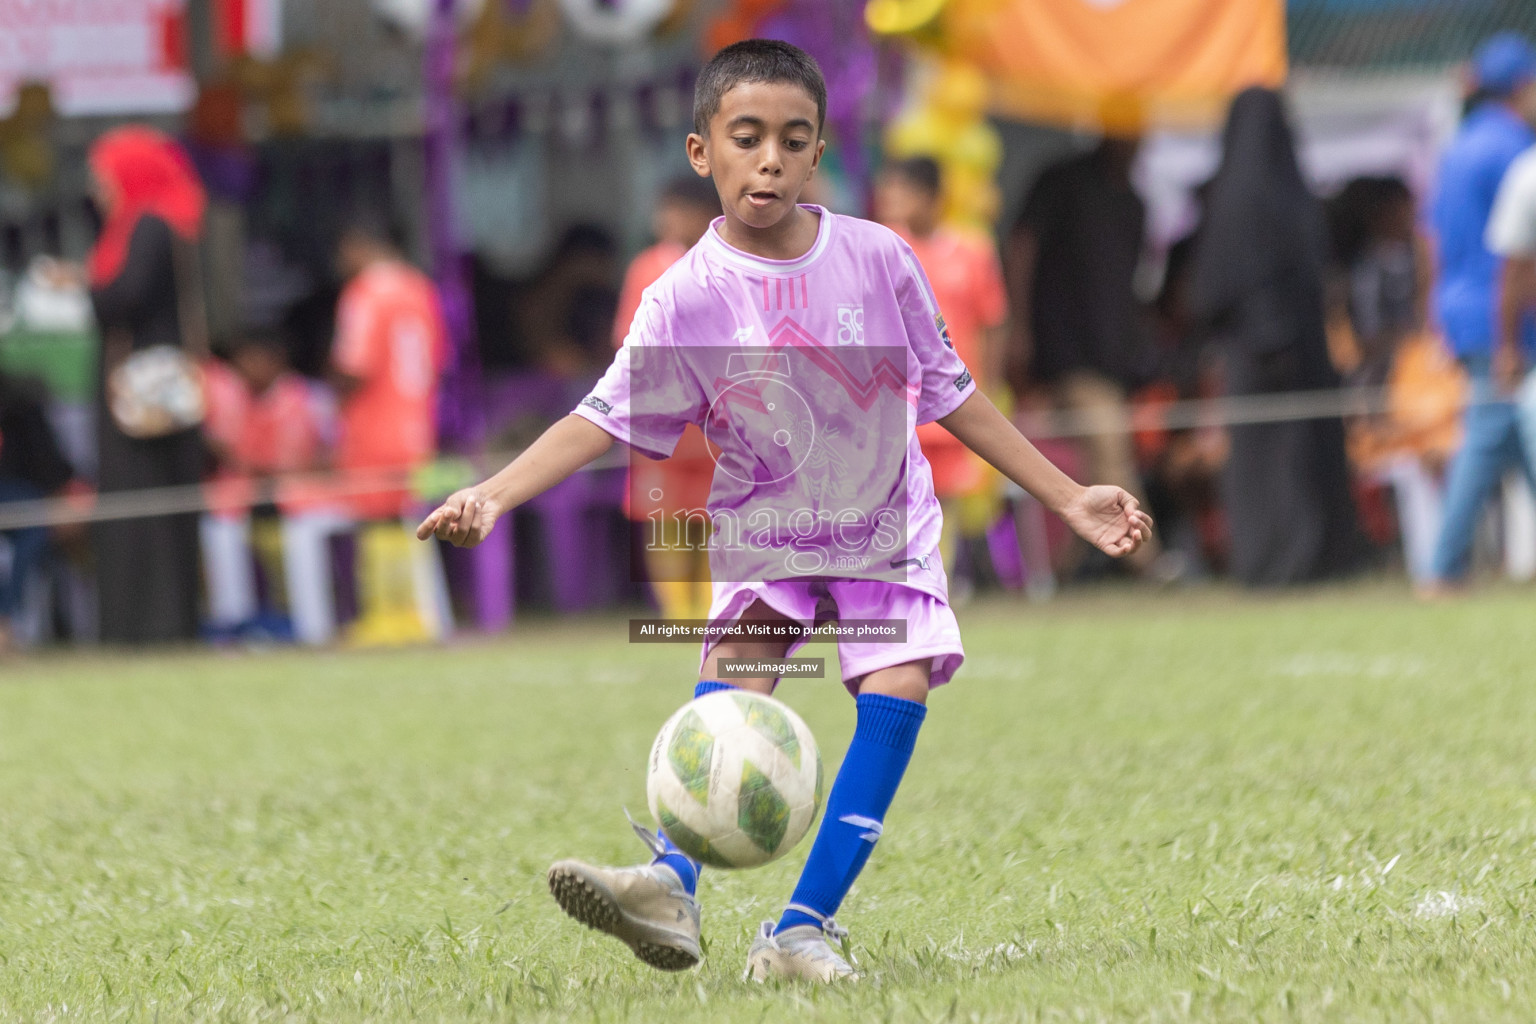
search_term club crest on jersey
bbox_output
[935,312,954,349]
[580,394,613,416]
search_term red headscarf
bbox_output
[87,126,207,286]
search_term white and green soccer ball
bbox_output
[646,690,823,869]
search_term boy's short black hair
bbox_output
[338,208,403,252]
[215,324,290,361]
[883,156,943,198]
[693,39,827,137]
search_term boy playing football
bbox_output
[418,39,1152,982]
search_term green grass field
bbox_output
[3,584,1536,1022]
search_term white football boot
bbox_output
[547,820,702,971]
[743,906,860,983]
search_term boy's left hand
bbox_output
[1060,485,1154,558]
[417,488,502,547]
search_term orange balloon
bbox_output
[705,13,754,53]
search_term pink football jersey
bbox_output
[573,206,976,598]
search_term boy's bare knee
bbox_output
[700,600,795,693]
[700,639,784,693]
[856,660,932,704]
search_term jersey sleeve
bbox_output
[572,292,706,459]
[1487,149,1536,256]
[894,241,977,424]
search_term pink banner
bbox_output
[0,0,195,116]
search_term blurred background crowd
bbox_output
[2,0,1536,651]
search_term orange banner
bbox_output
[938,0,1286,131]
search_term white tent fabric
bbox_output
[1136,71,1463,249]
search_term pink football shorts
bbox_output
[702,577,965,693]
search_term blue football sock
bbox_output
[777,692,927,934]
[651,681,737,895]
[652,829,699,895]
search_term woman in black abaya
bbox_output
[1190,88,1360,585]
[88,127,208,643]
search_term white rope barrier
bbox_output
[1019,385,1392,436]
[0,383,1454,532]
[0,447,629,531]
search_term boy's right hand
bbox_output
[417,488,502,547]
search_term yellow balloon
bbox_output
[864,0,949,37]
[949,121,1002,172]
[932,62,989,119]
[885,110,953,157]
[943,164,999,226]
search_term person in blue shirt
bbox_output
[1424,33,1536,595]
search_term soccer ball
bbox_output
[647,690,823,869]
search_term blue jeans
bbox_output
[0,477,47,619]
[1429,357,1536,582]
[1519,367,1536,470]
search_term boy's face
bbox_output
[1378,195,1416,245]
[335,235,367,281]
[1515,80,1536,127]
[232,343,285,394]
[686,81,824,234]
[873,173,939,236]
[654,198,717,250]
